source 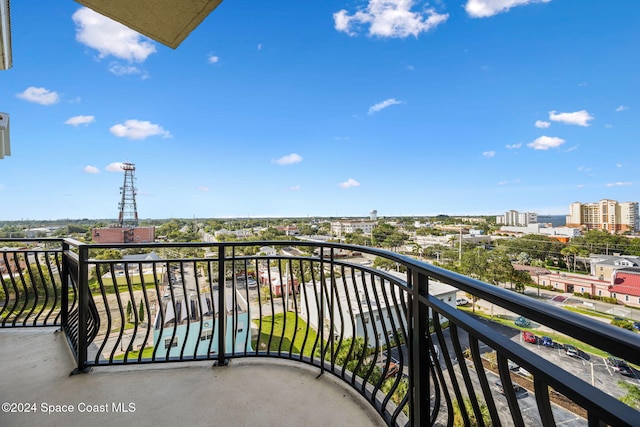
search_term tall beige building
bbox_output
[566,199,639,233]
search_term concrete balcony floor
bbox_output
[0,328,385,427]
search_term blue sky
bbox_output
[1,1,638,220]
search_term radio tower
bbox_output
[118,162,139,228]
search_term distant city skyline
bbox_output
[1,1,638,220]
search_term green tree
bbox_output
[138,299,145,323]
[126,300,133,323]
[453,396,492,427]
[619,381,640,410]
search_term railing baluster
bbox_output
[216,245,227,366]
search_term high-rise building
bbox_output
[496,210,537,226]
[566,200,639,233]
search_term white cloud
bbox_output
[527,136,565,150]
[482,151,495,158]
[109,63,145,77]
[606,182,632,187]
[16,87,60,105]
[65,115,95,126]
[615,105,628,112]
[288,185,301,191]
[368,98,403,115]
[106,162,125,172]
[577,184,586,188]
[604,123,613,129]
[334,1,448,38]
[505,143,522,149]
[110,119,172,140]
[339,178,361,189]
[498,180,509,185]
[535,120,550,128]
[272,153,303,166]
[258,43,263,50]
[72,7,156,62]
[549,110,594,126]
[616,163,623,168]
[198,186,210,192]
[83,165,99,174]
[577,166,591,172]
[208,54,219,64]
[465,0,551,18]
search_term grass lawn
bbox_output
[563,306,615,320]
[113,346,156,360]
[253,312,322,357]
[89,274,158,294]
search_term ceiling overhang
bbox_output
[74,0,224,49]
[0,0,11,70]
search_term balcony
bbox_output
[1,238,639,426]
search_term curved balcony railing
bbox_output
[2,238,639,426]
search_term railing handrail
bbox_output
[3,238,639,425]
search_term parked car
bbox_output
[495,380,522,395]
[608,356,634,376]
[508,360,520,371]
[514,316,531,328]
[564,344,580,358]
[633,322,640,331]
[522,331,537,344]
[541,336,554,347]
[456,297,469,306]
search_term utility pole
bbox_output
[458,226,462,262]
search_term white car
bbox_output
[456,297,469,306]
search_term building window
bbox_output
[364,316,369,324]
[598,290,602,296]
[447,296,452,302]
[580,287,584,293]
[625,295,629,302]
[237,321,244,333]
[200,330,213,341]
[164,337,178,349]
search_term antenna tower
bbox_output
[118,162,139,227]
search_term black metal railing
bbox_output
[2,238,639,426]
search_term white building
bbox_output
[330,220,376,237]
[496,210,538,226]
[299,271,457,348]
[498,223,581,238]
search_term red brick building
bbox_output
[91,226,155,244]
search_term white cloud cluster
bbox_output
[83,165,99,174]
[606,182,632,187]
[482,151,496,158]
[106,162,125,172]
[368,98,403,115]
[72,7,156,62]
[272,153,303,166]
[535,120,550,128]
[110,119,172,140]
[65,115,95,126]
[505,143,522,149]
[615,105,628,112]
[198,186,210,192]
[527,135,565,150]
[334,1,448,38]
[549,110,593,126]
[465,0,551,18]
[288,185,301,191]
[208,54,220,64]
[339,178,361,189]
[16,87,60,105]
